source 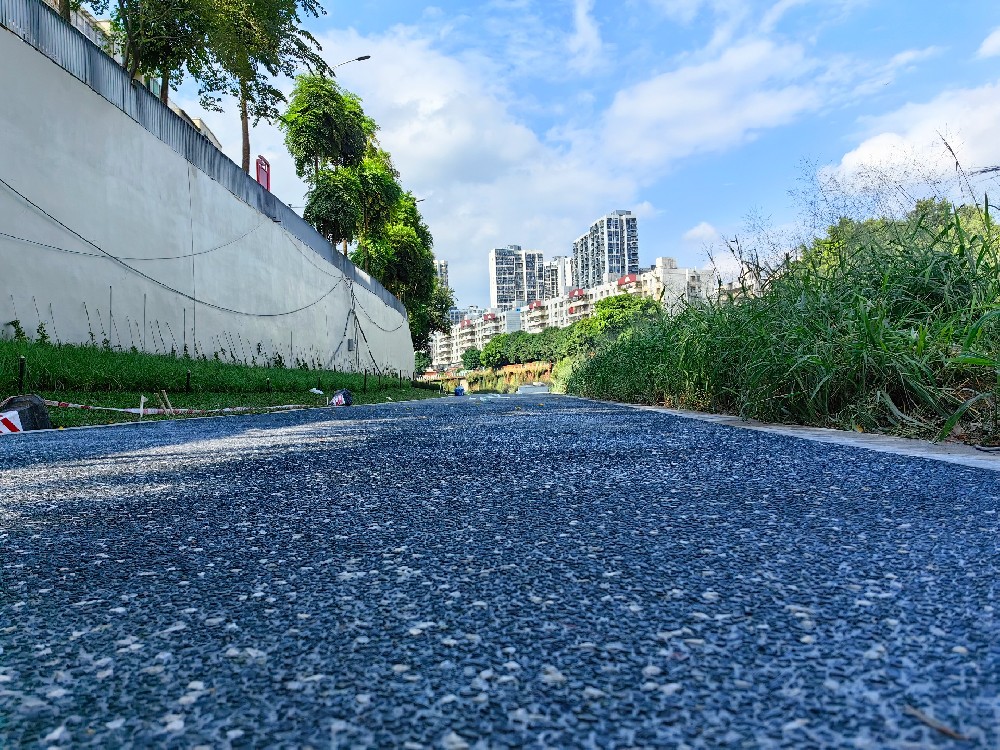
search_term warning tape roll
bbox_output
[43,400,321,416]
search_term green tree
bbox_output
[481,334,510,369]
[356,224,434,305]
[589,293,662,336]
[406,280,454,354]
[278,75,372,181]
[80,0,213,103]
[414,351,431,373]
[353,151,404,249]
[461,347,482,371]
[562,319,600,357]
[202,0,330,172]
[303,168,362,247]
[305,153,402,259]
[281,80,447,355]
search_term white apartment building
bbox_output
[521,257,706,335]
[434,259,449,290]
[447,303,483,325]
[542,256,574,300]
[430,310,521,369]
[619,257,708,312]
[488,245,544,311]
[572,210,640,290]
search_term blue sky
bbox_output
[177,0,1000,308]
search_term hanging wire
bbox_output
[1,175,345,318]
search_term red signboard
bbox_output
[569,288,585,299]
[617,273,637,286]
[255,156,271,191]
[483,313,497,321]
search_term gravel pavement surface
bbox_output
[1,394,997,748]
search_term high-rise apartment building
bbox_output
[542,256,574,300]
[572,210,639,289]
[434,259,449,289]
[488,245,544,310]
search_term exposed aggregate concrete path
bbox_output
[1,395,997,748]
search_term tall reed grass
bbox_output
[567,199,1000,443]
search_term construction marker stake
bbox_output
[0,410,23,434]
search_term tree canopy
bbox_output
[461,347,482,371]
[467,294,666,370]
[280,80,450,355]
[82,0,330,170]
[279,75,372,181]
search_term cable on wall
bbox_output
[0,175,347,318]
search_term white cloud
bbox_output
[603,39,821,173]
[759,0,810,33]
[682,221,720,245]
[979,28,1000,58]
[632,201,660,219]
[821,80,1000,216]
[848,45,942,96]
[171,7,956,309]
[567,0,605,73]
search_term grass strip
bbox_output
[0,339,442,428]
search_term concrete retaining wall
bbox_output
[0,8,413,374]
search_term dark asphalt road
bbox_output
[1,395,997,748]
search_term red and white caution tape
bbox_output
[43,400,319,417]
[0,410,23,433]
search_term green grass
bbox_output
[0,339,442,428]
[566,198,1000,444]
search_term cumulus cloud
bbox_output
[603,39,821,172]
[682,221,720,245]
[171,6,955,308]
[978,27,1000,58]
[824,80,1000,200]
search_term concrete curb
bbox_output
[619,402,1000,473]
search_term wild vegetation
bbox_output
[564,198,1000,444]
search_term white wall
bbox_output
[0,27,414,374]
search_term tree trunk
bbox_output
[159,70,169,105]
[342,239,348,256]
[58,0,70,21]
[240,82,250,173]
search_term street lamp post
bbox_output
[331,55,371,74]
